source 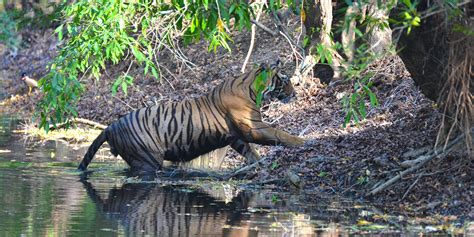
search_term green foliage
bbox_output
[318,171,328,177]
[389,0,421,34]
[253,68,269,108]
[181,0,253,52]
[0,11,21,49]
[330,1,390,126]
[315,43,334,64]
[38,0,259,130]
[356,176,368,185]
[341,44,380,127]
[37,69,83,132]
[112,75,134,96]
[0,2,65,50]
[18,2,66,29]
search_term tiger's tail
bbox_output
[78,130,107,171]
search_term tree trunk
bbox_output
[302,0,338,82]
[304,0,333,47]
[365,1,392,55]
[391,0,473,153]
[341,1,392,63]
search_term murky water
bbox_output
[0,114,471,236]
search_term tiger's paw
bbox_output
[288,137,306,147]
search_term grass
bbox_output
[21,123,102,144]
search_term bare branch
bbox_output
[250,19,277,36]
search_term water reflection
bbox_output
[0,115,89,162]
[82,179,260,236]
[80,175,345,237]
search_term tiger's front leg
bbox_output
[230,139,260,164]
[252,125,305,147]
[237,121,306,147]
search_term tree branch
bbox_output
[241,4,264,73]
[50,118,107,130]
[250,19,277,36]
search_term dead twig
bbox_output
[271,11,304,62]
[400,174,421,201]
[250,19,277,36]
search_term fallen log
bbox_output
[49,118,107,130]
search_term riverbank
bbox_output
[0,20,472,220]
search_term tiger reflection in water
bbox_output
[82,179,257,236]
[78,60,306,172]
[82,178,331,236]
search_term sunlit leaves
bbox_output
[36,70,83,132]
[389,0,421,34]
[55,24,63,41]
[315,43,334,64]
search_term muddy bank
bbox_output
[0,17,472,219]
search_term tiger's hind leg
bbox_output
[120,152,163,172]
[230,139,260,164]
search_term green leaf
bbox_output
[112,77,122,96]
[201,17,207,30]
[122,81,128,95]
[353,109,360,124]
[131,46,146,62]
[253,69,268,107]
[403,12,412,20]
[354,28,363,37]
[350,93,358,104]
[358,101,367,119]
[229,4,236,14]
[151,65,159,79]
[55,24,64,41]
[368,91,378,106]
[344,110,352,127]
[402,0,412,8]
[412,16,420,26]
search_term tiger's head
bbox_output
[259,60,295,103]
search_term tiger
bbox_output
[78,60,306,171]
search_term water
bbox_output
[0,114,470,236]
